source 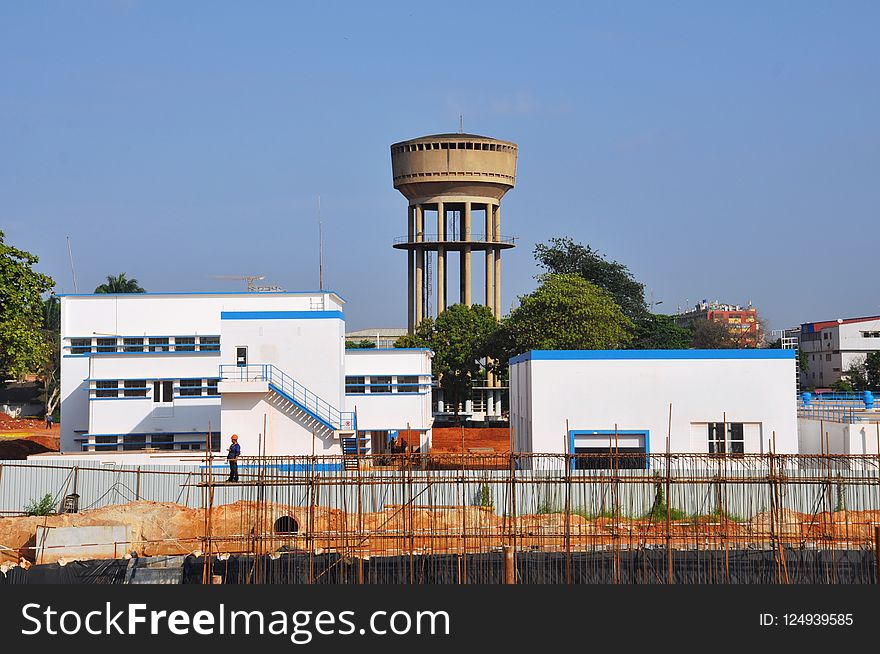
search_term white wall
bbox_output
[220,392,341,456]
[510,351,798,456]
[344,349,433,450]
[88,354,221,438]
[798,417,880,455]
[60,292,344,453]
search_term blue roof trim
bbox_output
[345,348,433,353]
[59,290,346,302]
[220,310,344,321]
[509,349,796,364]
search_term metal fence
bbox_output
[2,453,879,583]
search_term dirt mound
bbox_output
[0,414,44,431]
[0,438,55,460]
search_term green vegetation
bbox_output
[0,231,55,381]
[24,493,55,517]
[476,483,494,509]
[488,273,633,371]
[396,304,498,416]
[345,339,376,349]
[94,272,145,294]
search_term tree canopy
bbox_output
[534,237,647,321]
[690,319,738,349]
[630,313,693,350]
[94,273,145,293]
[395,304,498,414]
[0,231,55,379]
[489,274,632,368]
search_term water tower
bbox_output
[391,133,517,331]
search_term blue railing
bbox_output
[798,390,876,422]
[220,364,355,431]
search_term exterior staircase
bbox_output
[220,364,356,440]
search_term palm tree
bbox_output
[94,273,146,294]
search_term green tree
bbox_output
[345,339,376,349]
[630,314,692,349]
[834,357,868,392]
[395,304,498,416]
[0,231,55,380]
[490,274,632,367]
[94,273,145,293]
[534,237,647,321]
[865,352,880,390]
[690,319,737,349]
[41,295,62,416]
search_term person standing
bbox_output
[45,412,53,430]
[227,434,241,482]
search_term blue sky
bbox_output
[2,1,878,331]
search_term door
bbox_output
[152,380,174,418]
[153,380,173,403]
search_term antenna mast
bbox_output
[318,196,324,290]
[66,236,78,292]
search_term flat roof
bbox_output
[801,315,880,332]
[509,349,796,365]
[59,290,346,303]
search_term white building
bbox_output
[509,350,798,465]
[57,292,432,465]
[799,315,880,389]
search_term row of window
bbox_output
[85,434,221,451]
[392,141,515,154]
[93,379,220,399]
[68,336,220,355]
[345,375,423,394]
[862,331,880,338]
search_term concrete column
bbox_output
[415,205,424,326]
[462,202,472,306]
[437,201,446,314]
[407,206,415,332]
[485,204,494,312]
[493,205,501,317]
[486,390,495,418]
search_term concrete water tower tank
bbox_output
[390,133,517,331]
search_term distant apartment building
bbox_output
[676,300,760,347]
[799,315,880,389]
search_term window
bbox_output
[122,435,147,451]
[153,380,173,403]
[574,447,646,470]
[123,337,144,352]
[823,332,829,340]
[70,338,91,354]
[397,375,420,393]
[95,435,118,449]
[149,337,170,352]
[180,379,202,396]
[96,338,117,353]
[862,331,880,338]
[206,379,219,396]
[96,380,119,398]
[825,353,832,362]
[150,434,174,451]
[708,422,744,455]
[124,380,148,397]
[199,336,220,351]
[370,375,392,393]
[175,337,196,352]
[345,376,366,393]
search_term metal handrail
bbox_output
[392,233,516,245]
[220,364,355,430]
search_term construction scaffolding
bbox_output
[3,450,879,583]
